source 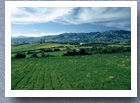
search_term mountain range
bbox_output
[11,30,131,44]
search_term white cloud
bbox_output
[11,7,131,30]
[60,7,130,27]
[11,7,74,24]
[101,21,131,31]
[12,7,27,15]
[12,32,64,37]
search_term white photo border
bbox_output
[5,1,137,97]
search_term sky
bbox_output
[11,7,131,37]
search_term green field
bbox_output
[12,50,67,58]
[11,43,75,53]
[11,52,131,90]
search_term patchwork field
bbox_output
[11,52,131,90]
[11,42,75,53]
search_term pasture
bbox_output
[11,42,75,53]
[11,52,131,90]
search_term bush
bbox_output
[11,56,15,59]
[15,53,26,58]
[46,54,55,57]
[31,53,38,58]
[38,48,53,52]
[27,51,32,54]
[54,49,60,51]
[90,46,131,54]
[63,50,77,56]
[41,52,46,57]
[44,49,53,52]
[78,49,86,55]
[63,49,90,56]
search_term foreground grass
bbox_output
[11,52,131,90]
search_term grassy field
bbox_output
[11,50,67,58]
[11,52,131,90]
[11,43,75,53]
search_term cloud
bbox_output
[11,7,74,24]
[11,7,131,30]
[12,32,64,37]
[58,7,131,30]
[100,20,131,31]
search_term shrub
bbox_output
[41,52,46,57]
[54,48,60,51]
[46,54,55,57]
[27,51,32,54]
[44,49,53,52]
[78,49,86,55]
[31,53,38,58]
[90,46,131,54]
[63,49,90,56]
[11,56,15,59]
[63,50,77,56]
[15,53,26,58]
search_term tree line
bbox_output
[12,46,131,59]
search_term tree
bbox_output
[79,49,86,55]
[15,53,26,58]
[27,51,32,54]
[54,48,60,51]
[41,52,46,57]
[31,53,38,58]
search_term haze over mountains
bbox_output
[11,30,131,44]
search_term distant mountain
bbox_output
[11,30,131,44]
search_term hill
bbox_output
[11,30,131,44]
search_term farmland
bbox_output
[11,43,131,90]
[11,42,75,53]
[10,8,131,91]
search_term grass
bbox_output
[11,50,67,58]
[34,51,67,57]
[108,44,131,47]
[11,43,75,53]
[11,52,131,90]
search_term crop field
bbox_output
[11,52,131,90]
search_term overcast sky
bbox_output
[11,7,131,37]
